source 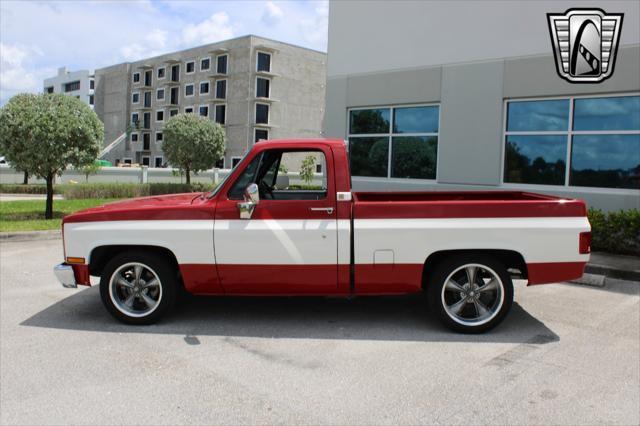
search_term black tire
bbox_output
[100,251,177,325]
[426,254,513,333]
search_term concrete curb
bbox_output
[0,230,61,242]
[584,264,640,283]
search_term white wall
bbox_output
[43,67,94,108]
[327,0,640,77]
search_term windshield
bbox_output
[207,152,249,199]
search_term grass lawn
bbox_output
[0,199,119,232]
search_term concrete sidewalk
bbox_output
[0,193,63,201]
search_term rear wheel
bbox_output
[427,255,513,333]
[100,251,177,325]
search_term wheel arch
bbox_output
[89,245,179,277]
[422,249,527,289]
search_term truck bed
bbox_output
[353,191,587,218]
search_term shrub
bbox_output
[61,183,149,200]
[588,208,640,256]
[0,184,51,194]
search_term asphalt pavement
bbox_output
[1,239,638,425]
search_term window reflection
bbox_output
[507,99,570,131]
[391,136,437,179]
[571,134,640,189]
[348,137,389,177]
[349,109,390,134]
[573,96,640,131]
[504,135,566,185]
[393,106,439,133]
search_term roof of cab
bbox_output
[255,138,346,149]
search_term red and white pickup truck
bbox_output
[55,139,591,332]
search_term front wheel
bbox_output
[100,251,177,325]
[427,255,513,333]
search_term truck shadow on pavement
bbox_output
[21,287,559,344]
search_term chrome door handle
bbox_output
[310,207,334,214]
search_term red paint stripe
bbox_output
[353,192,587,219]
[215,264,340,295]
[162,261,588,294]
[179,264,224,294]
[354,264,424,294]
[526,262,587,285]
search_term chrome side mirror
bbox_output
[238,183,259,219]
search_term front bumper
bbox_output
[54,263,78,288]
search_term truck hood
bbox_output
[63,193,215,223]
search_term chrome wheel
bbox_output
[108,262,163,318]
[440,263,504,327]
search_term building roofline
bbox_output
[98,34,325,72]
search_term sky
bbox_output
[0,0,329,105]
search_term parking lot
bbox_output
[1,238,638,425]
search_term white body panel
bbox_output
[64,220,214,264]
[64,216,589,268]
[354,217,591,265]
[214,219,340,265]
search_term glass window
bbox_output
[157,67,165,79]
[504,135,567,186]
[349,108,390,134]
[132,93,139,103]
[255,129,268,142]
[185,84,194,96]
[200,58,210,71]
[216,55,228,74]
[348,137,389,177]
[256,104,269,124]
[199,106,208,117]
[256,78,270,98]
[504,95,639,189]
[170,109,178,117]
[156,88,164,100]
[215,80,226,99]
[156,110,164,122]
[215,104,226,124]
[90,79,94,90]
[229,155,261,199]
[200,81,209,94]
[573,96,640,131]
[186,61,195,73]
[133,73,140,83]
[570,134,640,189]
[257,52,271,72]
[391,136,437,179]
[393,106,439,133]
[507,99,570,131]
[156,132,163,142]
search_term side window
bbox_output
[228,154,261,200]
[263,150,327,200]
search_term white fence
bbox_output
[0,165,227,185]
[0,165,323,187]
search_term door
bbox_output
[214,147,338,294]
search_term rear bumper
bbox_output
[54,263,91,288]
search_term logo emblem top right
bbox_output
[547,8,624,83]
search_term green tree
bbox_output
[162,113,225,184]
[79,161,102,182]
[0,93,103,218]
[299,155,316,187]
